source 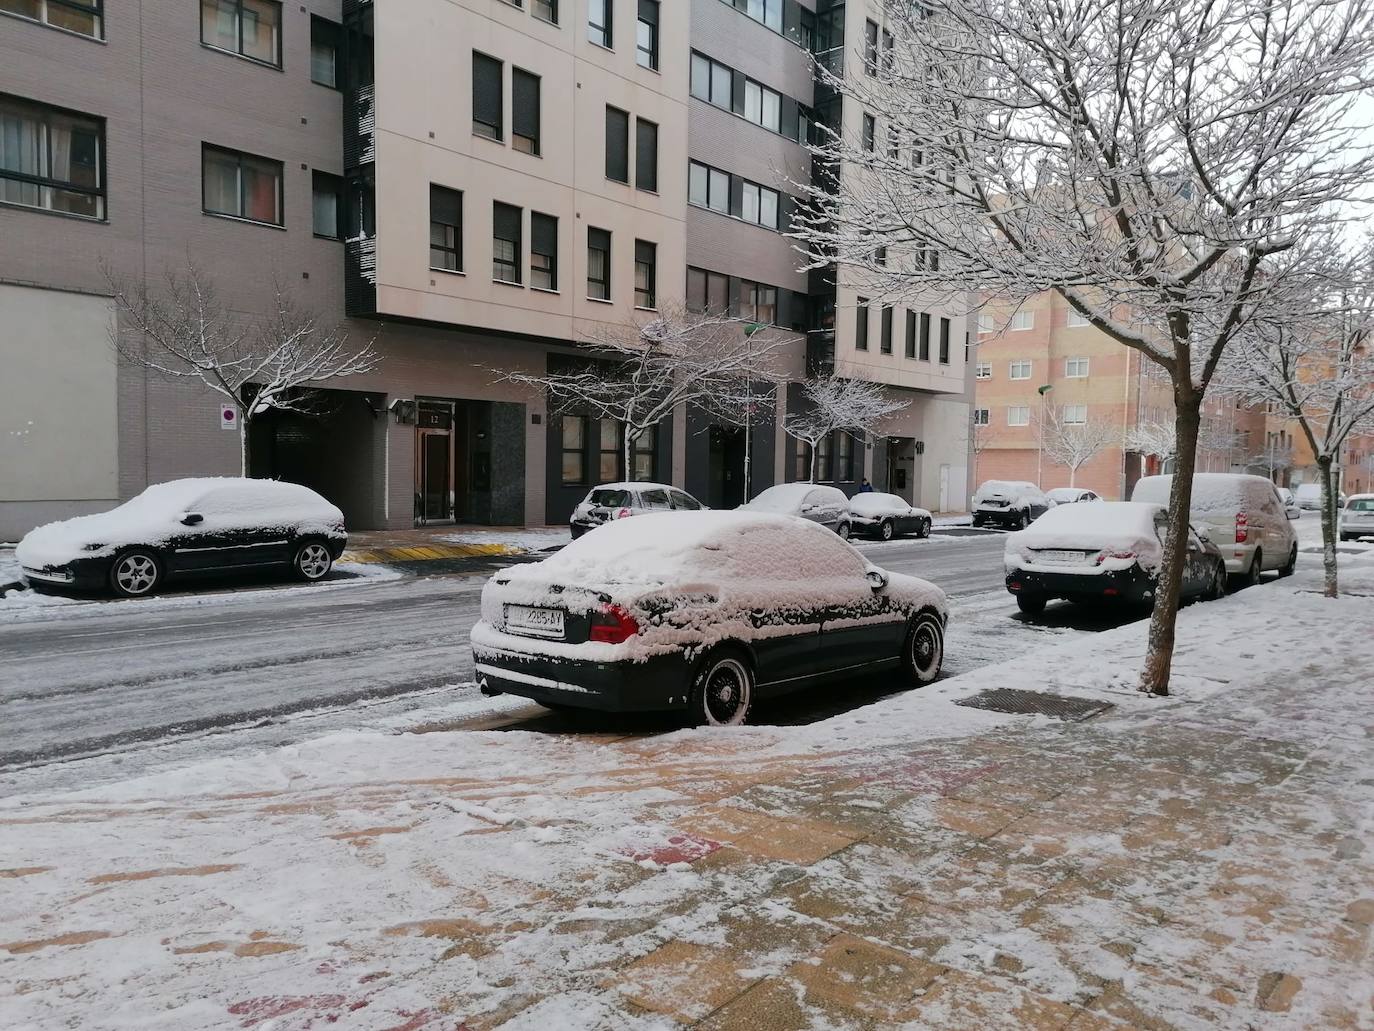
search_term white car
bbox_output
[1131,473,1297,588]
[1277,487,1302,520]
[1046,487,1100,505]
[848,492,933,541]
[1340,494,1374,541]
[972,480,1054,529]
[568,482,706,539]
[741,483,852,538]
[1294,482,1346,511]
[471,511,949,725]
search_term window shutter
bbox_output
[431,185,461,226]
[780,96,799,141]
[635,119,658,192]
[472,53,502,134]
[777,288,794,330]
[512,69,540,143]
[776,193,794,233]
[727,277,742,318]
[729,174,744,218]
[494,202,521,242]
[731,70,747,115]
[605,106,629,182]
[532,211,557,255]
[637,0,658,25]
[783,0,801,43]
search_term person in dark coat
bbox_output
[858,478,874,493]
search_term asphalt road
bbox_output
[0,530,1026,790]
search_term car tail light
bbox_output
[1235,512,1248,543]
[589,603,640,644]
[615,507,633,520]
[1096,549,1137,564]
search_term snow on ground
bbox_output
[440,527,570,551]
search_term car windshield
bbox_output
[589,489,633,507]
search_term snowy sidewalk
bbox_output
[3,563,1374,1029]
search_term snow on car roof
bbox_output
[978,480,1038,493]
[848,492,909,514]
[743,483,845,511]
[1133,473,1275,513]
[587,481,675,492]
[1017,500,1164,538]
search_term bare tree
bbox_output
[970,412,998,484]
[1127,421,1177,466]
[104,261,380,474]
[500,304,789,479]
[1038,409,1121,487]
[792,0,1374,694]
[785,376,909,482]
[1223,242,1374,595]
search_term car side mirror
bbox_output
[866,568,888,592]
[181,512,204,526]
[800,504,816,514]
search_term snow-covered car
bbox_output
[16,478,347,597]
[847,492,933,541]
[569,482,705,539]
[1131,473,1296,588]
[1046,487,1100,505]
[1340,494,1374,541]
[1004,501,1227,615]
[1294,482,1346,511]
[971,480,1054,529]
[741,483,852,538]
[471,511,949,725]
[1277,487,1302,520]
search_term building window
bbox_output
[1007,406,1030,427]
[741,181,780,229]
[636,0,659,69]
[598,419,621,481]
[880,307,893,354]
[793,443,811,482]
[864,19,879,75]
[605,105,629,183]
[687,266,728,314]
[561,416,587,485]
[635,117,658,192]
[919,312,931,360]
[1067,309,1090,327]
[975,363,991,379]
[1010,309,1034,330]
[631,423,657,480]
[862,113,876,152]
[472,52,503,141]
[493,201,522,284]
[310,15,340,87]
[855,299,869,351]
[739,280,777,324]
[939,316,951,364]
[512,68,541,155]
[202,144,281,225]
[816,434,833,481]
[634,239,656,308]
[691,52,733,109]
[0,94,104,219]
[978,313,995,334]
[1009,360,1032,379]
[588,0,611,47]
[0,0,103,39]
[533,0,557,25]
[744,80,781,132]
[836,432,854,481]
[311,170,343,239]
[688,160,730,213]
[428,185,462,271]
[201,0,281,67]
[1065,356,1090,378]
[905,311,917,358]
[587,227,611,300]
[531,211,557,290]
[973,408,989,425]
[743,0,782,31]
[1063,404,1088,425]
[882,28,893,73]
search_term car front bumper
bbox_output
[1006,564,1154,603]
[472,641,694,712]
[22,557,109,591]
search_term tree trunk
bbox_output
[1139,391,1202,697]
[1069,466,1077,487]
[240,415,250,477]
[623,427,634,482]
[809,443,817,483]
[1318,455,1338,598]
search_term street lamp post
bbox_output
[1037,383,1054,488]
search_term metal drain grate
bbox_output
[955,688,1113,722]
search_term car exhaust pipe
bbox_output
[478,677,502,697]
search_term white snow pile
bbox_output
[740,482,846,513]
[848,492,932,519]
[16,478,343,569]
[1005,502,1166,572]
[472,511,946,662]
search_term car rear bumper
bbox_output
[974,506,1020,523]
[472,643,693,712]
[1006,564,1154,602]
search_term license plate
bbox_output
[1035,549,1091,564]
[505,605,565,638]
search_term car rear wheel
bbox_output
[1016,594,1046,616]
[1207,560,1227,601]
[880,519,895,541]
[902,611,945,686]
[1018,510,1031,529]
[1278,544,1297,578]
[917,517,931,539]
[690,650,754,727]
[293,541,334,582]
[110,550,162,598]
[836,522,851,541]
[1231,552,1262,590]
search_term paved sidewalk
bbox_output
[341,526,566,567]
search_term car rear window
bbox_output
[589,489,632,507]
[1349,498,1374,512]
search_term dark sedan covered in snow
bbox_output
[471,511,949,725]
[847,492,933,541]
[16,478,347,597]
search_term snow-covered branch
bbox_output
[1037,409,1121,486]
[784,376,909,481]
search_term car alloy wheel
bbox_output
[1278,544,1297,578]
[880,519,895,541]
[294,542,333,581]
[693,653,754,727]
[918,518,931,539]
[111,551,160,597]
[1210,560,1227,600]
[903,611,945,685]
[836,522,851,540]
[1019,510,1031,529]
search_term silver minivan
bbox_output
[1130,473,1298,588]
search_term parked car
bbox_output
[1130,473,1297,588]
[1340,494,1374,541]
[1047,487,1100,505]
[471,511,949,725]
[1294,482,1346,511]
[971,480,1054,529]
[1277,487,1302,520]
[569,482,706,539]
[1004,501,1227,615]
[848,492,933,541]
[741,483,852,538]
[16,478,347,598]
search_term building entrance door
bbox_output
[939,464,950,512]
[886,437,917,504]
[416,400,454,523]
[708,425,747,508]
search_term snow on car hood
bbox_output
[16,478,343,569]
[1005,502,1166,571]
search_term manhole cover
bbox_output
[955,688,1113,722]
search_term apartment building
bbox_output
[972,291,1264,500]
[0,0,972,538]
